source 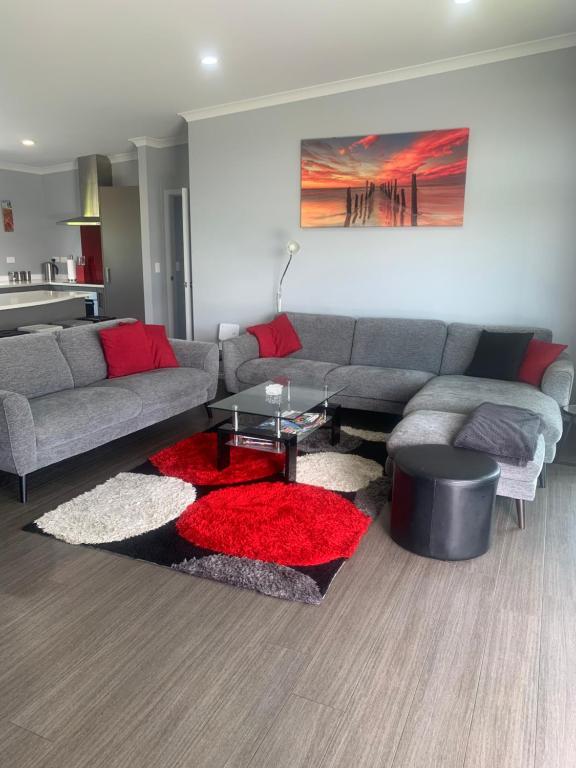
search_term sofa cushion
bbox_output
[29,387,143,449]
[326,366,434,403]
[285,312,356,365]
[55,319,134,387]
[92,367,212,407]
[351,318,447,373]
[404,374,562,447]
[236,358,339,389]
[0,333,74,398]
[440,323,552,375]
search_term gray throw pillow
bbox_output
[453,402,541,466]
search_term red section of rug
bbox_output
[150,432,284,486]
[176,482,371,566]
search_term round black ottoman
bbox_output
[390,445,500,561]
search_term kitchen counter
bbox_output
[0,279,104,290]
[0,290,92,311]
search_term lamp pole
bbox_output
[277,240,300,313]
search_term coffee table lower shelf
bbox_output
[215,404,341,483]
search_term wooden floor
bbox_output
[1,406,576,768]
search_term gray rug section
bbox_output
[299,430,362,454]
[354,476,391,519]
[172,554,324,605]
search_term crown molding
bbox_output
[179,33,576,122]
[0,161,44,174]
[109,150,137,164]
[129,135,187,149]
[0,160,76,175]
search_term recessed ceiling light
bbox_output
[454,0,472,4]
[21,139,35,146]
[201,55,219,67]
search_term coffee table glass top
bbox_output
[212,379,346,418]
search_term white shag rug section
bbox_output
[341,426,390,443]
[36,473,197,545]
[296,453,383,493]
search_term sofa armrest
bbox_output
[541,352,574,407]
[170,340,220,400]
[222,334,259,393]
[0,390,37,476]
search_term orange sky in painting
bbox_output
[302,128,469,189]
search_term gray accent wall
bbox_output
[112,159,139,187]
[187,48,576,353]
[0,170,55,276]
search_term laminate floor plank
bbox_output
[235,694,341,768]
[535,467,576,768]
[462,486,548,768]
[0,719,55,768]
[318,556,459,768]
[390,565,504,766]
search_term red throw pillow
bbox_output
[517,339,567,386]
[142,324,180,369]
[247,314,302,358]
[99,322,155,378]
[119,322,180,369]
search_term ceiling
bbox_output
[1,0,575,168]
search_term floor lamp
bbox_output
[277,240,300,313]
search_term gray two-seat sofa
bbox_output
[223,312,574,467]
[0,319,218,501]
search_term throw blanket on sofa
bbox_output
[453,402,542,466]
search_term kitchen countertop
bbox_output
[0,278,104,289]
[0,290,92,311]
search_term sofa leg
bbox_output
[18,474,27,504]
[515,498,525,530]
[538,464,547,489]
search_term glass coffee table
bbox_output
[211,378,345,482]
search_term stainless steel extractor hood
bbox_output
[58,154,113,226]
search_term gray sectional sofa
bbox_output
[0,319,219,501]
[223,312,574,466]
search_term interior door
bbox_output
[181,188,194,340]
[169,197,186,339]
[99,187,144,321]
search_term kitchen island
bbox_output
[0,290,91,331]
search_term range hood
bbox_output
[58,154,113,226]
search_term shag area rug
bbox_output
[25,416,392,604]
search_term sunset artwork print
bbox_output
[300,128,469,228]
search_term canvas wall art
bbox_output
[301,128,469,228]
[1,200,14,233]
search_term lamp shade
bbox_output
[287,240,301,256]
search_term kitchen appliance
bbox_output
[42,259,59,282]
[57,155,112,226]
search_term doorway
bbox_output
[164,188,193,339]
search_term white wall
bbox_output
[187,48,576,354]
[137,143,189,324]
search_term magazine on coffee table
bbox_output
[254,412,325,435]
